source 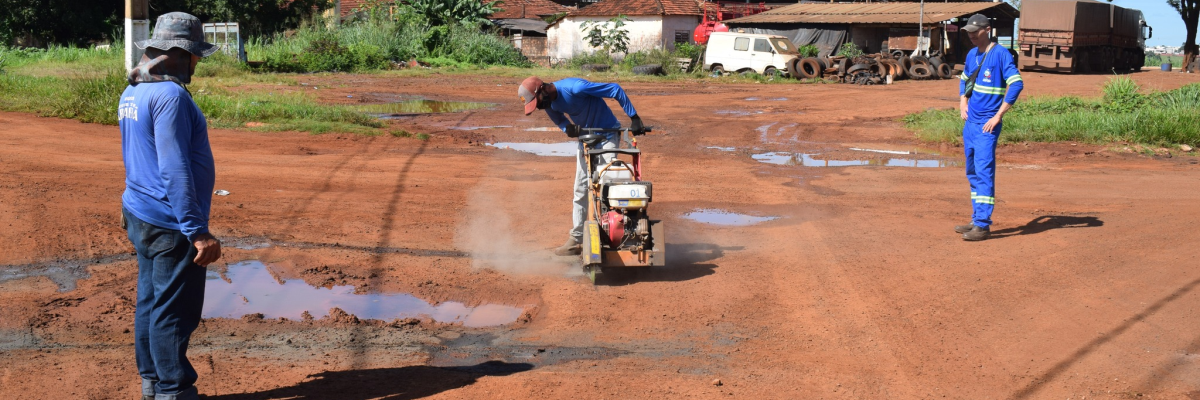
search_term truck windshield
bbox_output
[770,38,799,55]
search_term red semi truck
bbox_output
[1018,0,1152,73]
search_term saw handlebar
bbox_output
[579,126,654,136]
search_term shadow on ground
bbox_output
[594,242,740,286]
[990,215,1103,239]
[205,361,532,400]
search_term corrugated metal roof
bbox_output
[726,2,1018,25]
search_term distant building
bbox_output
[546,0,703,61]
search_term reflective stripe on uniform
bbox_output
[960,73,969,81]
[974,85,1006,96]
[972,195,995,205]
[1006,75,1023,85]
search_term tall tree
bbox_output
[1166,0,1199,70]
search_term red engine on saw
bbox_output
[602,211,624,244]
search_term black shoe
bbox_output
[954,223,976,234]
[962,226,991,241]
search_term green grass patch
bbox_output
[904,77,1200,146]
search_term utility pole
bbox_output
[916,0,925,57]
[125,0,150,72]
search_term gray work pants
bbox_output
[571,137,617,240]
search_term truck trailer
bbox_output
[1018,0,1152,73]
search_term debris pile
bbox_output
[788,53,959,85]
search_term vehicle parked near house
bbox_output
[703,32,799,76]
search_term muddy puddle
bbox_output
[684,209,778,226]
[488,142,577,157]
[355,100,495,119]
[204,261,525,327]
[753,152,958,168]
[706,146,737,152]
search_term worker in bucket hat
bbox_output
[518,76,645,256]
[119,11,221,400]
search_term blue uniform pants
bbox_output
[123,208,205,400]
[963,121,999,229]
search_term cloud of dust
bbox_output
[454,183,573,276]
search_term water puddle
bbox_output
[715,110,764,116]
[758,123,799,144]
[706,146,737,152]
[355,100,495,119]
[451,125,513,131]
[752,152,957,168]
[684,209,778,226]
[488,142,577,157]
[203,261,524,327]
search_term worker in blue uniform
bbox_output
[955,14,1024,241]
[518,76,645,255]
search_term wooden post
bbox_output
[125,0,150,72]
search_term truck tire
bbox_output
[787,58,803,79]
[710,64,725,77]
[911,55,930,66]
[798,57,822,78]
[937,63,953,79]
[581,64,610,73]
[928,56,944,69]
[764,66,782,78]
[909,64,933,79]
[891,50,905,60]
[897,57,913,78]
[632,64,665,76]
[846,63,871,74]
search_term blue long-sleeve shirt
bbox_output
[118,82,215,241]
[545,78,638,136]
[959,44,1024,124]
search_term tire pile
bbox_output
[787,53,959,85]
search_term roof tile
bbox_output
[572,0,701,17]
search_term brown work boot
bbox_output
[954,223,976,234]
[961,226,991,241]
[554,237,582,256]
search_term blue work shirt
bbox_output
[545,78,638,138]
[118,82,215,241]
[959,44,1024,124]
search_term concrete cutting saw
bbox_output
[575,126,665,283]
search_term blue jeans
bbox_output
[123,208,205,400]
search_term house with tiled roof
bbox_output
[546,0,702,61]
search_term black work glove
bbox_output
[629,115,645,135]
[565,124,581,138]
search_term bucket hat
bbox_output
[136,12,219,57]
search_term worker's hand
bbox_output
[983,115,1002,134]
[629,115,645,135]
[565,124,581,138]
[192,232,222,266]
[959,99,969,120]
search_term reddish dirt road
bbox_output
[2,70,1199,399]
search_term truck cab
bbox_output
[704,32,799,77]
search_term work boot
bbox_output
[554,237,582,256]
[954,223,976,234]
[962,226,991,241]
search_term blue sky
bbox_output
[1106,0,1186,47]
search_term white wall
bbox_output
[547,15,699,61]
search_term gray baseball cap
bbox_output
[136,12,218,57]
[962,14,992,33]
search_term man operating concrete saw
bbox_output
[517,76,645,256]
